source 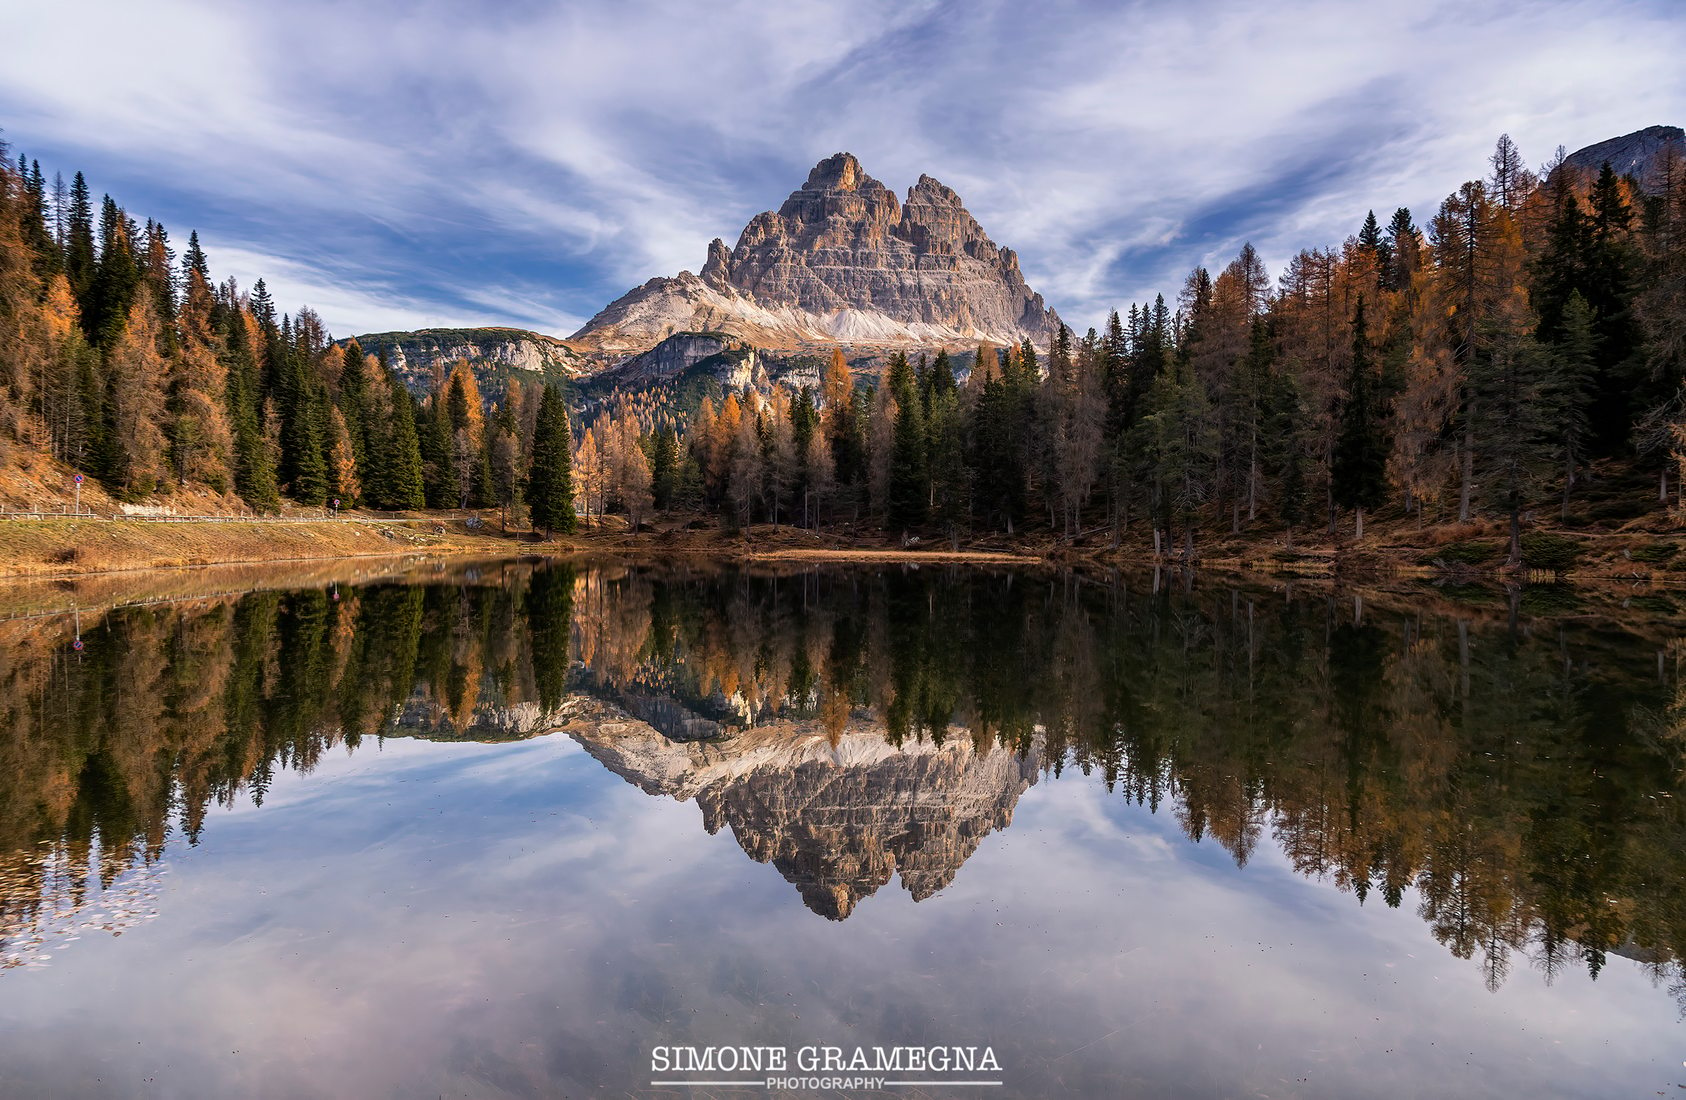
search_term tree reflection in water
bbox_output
[0,560,1682,1011]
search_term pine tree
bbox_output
[927,383,968,539]
[789,388,818,524]
[1383,208,1419,292]
[87,196,139,347]
[1331,296,1390,539]
[381,381,426,509]
[1358,209,1384,256]
[65,172,94,305]
[183,230,209,286]
[1583,161,1642,448]
[139,220,176,333]
[1531,176,1590,344]
[1548,292,1598,515]
[224,310,280,512]
[651,425,680,510]
[250,278,276,333]
[1142,358,1214,557]
[971,367,1025,533]
[421,388,456,508]
[528,385,575,536]
[1473,317,1553,566]
[278,345,328,504]
[886,353,928,531]
[18,158,58,280]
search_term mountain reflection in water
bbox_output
[1,559,1683,1012]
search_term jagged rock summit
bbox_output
[1560,125,1683,194]
[571,152,1059,355]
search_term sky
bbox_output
[2,0,1683,340]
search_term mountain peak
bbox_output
[908,173,963,207]
[804,151,869,191]
[572,156,1056,355]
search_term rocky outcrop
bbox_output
[348,327,584,397]
[571,153,1059,355]
[601,331,758,390]
[1560,125,1683,194]
[564,705,1041,920]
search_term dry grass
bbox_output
[0,517,514,579]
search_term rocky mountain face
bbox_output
[601,331,759,390]
[563,702,1042,920]
[571,153,1059,355]
[349,327,584,397]
[1561,125,1683,193]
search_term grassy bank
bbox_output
[0,516,518,578]
[0,507,1680,589]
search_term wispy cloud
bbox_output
[1,0,1682,336]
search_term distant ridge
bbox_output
[347,326,582,396]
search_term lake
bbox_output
[0,559,1681,1098]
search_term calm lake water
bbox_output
[0,559,1682,1098]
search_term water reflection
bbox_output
[1,561,1683,1012]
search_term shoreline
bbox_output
[0,512,1679,588]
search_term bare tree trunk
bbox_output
[1458,400,1476,523]
[1354,506,1364,543]
[1247,453,1258,522]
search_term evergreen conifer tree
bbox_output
[528,385,576,536]
[1331,296,1390,539]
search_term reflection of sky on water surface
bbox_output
[0,730,1677,1099]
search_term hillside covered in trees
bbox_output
[570,132,1686,566]
[0,131,1682,566]
[0,140,580,527]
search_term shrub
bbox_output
[1422,541,1497,566]
[1629,541,1679,564]
[1521,532,1581,575]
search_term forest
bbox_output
[645,134,1686,563]
[0,142,577,530]
[1,134,1683,561]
